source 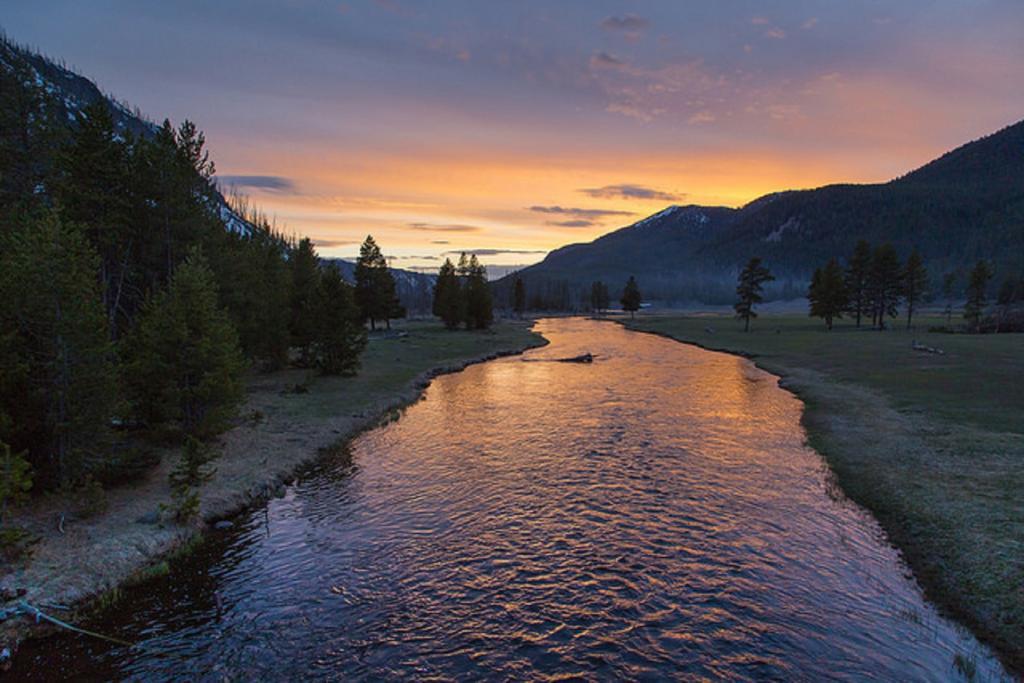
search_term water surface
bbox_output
[22,318,1008,680]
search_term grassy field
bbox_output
[621,311,1024,673]
[247,318,546,422]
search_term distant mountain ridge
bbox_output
[503,120,1024,307]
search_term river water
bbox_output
[21,318,1008,680]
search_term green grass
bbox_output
[622,311,1024,674]
[247,319,545,423]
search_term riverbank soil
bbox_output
[0,319,544,652]
[620,312,1023,673]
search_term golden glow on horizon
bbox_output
[219,141,934,269]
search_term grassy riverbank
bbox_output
[620,312,1023,673]
[0,319,545,652]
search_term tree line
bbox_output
[804,240,1011,332]
[0,67,391,515]
[431,253,494,330]
[729,244,1018,333]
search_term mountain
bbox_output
[502,120,1024,307]
[0,35,436,311]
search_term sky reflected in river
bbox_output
[19,318,1009,681]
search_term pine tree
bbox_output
[166,436,218,524]
[55,102,135,335]
[355,235,400,331]
[132,119,221,288]
[432,258,463,329]
[0,440,32,523]
[313,263,367,375]
[591,281,610,315]
[0,212,117,485]
[513,277,526,318]
[123,250,245,439]
[464,255,494,329]
[734,258,774,332]
[210,229,292,370]
[902,249,928,330]
[844,239,872,327]
[168,436,217,492]
[964,260,993,332]
[808,258,848,330]
[621,276,642,320]
[868,243,902,329]
[941,271,957,326]
[290,237,321,364]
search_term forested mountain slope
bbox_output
[504,120,1024,306]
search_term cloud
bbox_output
[764,28,787,39]
[218,175,296,192]
[527,205,634,219]
[444,248,546,256]
[407,222,483,232]
[589,52,625,69]
[549,219,595,228]
[578,184,685,201]
[312,238,360,248]
[601,14,650,33]
[391,254,440,261]
[688,110,716,124]
[802,17,819,30]
[430,240,450,245]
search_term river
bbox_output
[20,318,1008,680]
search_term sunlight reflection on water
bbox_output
[21,318,1009,681]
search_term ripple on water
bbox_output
[16,318,1011,681]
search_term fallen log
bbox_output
[557,352,594,363]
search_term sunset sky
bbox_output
[4,1,1024,270]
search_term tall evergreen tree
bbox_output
[464,255,494,329]
[289,237,321,364]
[808,258,848,330]
[902,249,928,330]
[123,251,245,439]
[941,271,957,326]
[354,235,401,330]
[55,102,134,335]
[512,276,526,318]
[0,213,117,485]
[964,260,993,332]
[0,439,32,523]
[734,257,774,332]
[868,243,902,329]
[591,281,610,315]
[844,239,872,328]
[132,119,220,289]
[432,258,463,329]
[621,276,642,320]
[313,264,367,375]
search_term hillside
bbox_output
[504,120,1024,307]
[0,35,435,311]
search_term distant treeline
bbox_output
[804,241,1023,332]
